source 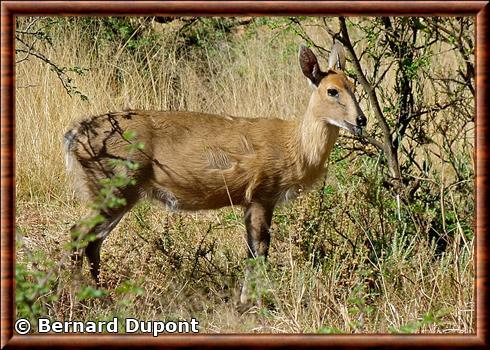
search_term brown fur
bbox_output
[65,44,365,301]
[68,110,332,208]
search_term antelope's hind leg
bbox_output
[240,202,273,309]
[70,202,136,286]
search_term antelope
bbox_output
[65,42,366,305]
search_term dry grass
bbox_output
[15,17,474,333]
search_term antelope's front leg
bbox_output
[240,202,273,306]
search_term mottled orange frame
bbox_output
[1,1,488,349]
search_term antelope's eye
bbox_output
[327,88,339,97]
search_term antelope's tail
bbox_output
[63,128,78,172]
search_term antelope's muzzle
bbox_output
[356,114,367,128]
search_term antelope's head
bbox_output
[299,43,366,136]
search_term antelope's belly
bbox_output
[150,185,245,211]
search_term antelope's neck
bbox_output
[295,108,340,172]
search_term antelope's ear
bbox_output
[299,45,325,87]
[328,41,346,71]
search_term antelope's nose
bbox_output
[356,114,367,127]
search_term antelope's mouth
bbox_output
[343,121,364,136]
[325,118,364,136]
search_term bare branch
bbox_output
[337,17,400,179]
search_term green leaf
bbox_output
[123,130,137,141]
[77,286,108,301]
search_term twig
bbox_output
[337,17,400,180]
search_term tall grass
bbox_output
[15,17,474,333]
